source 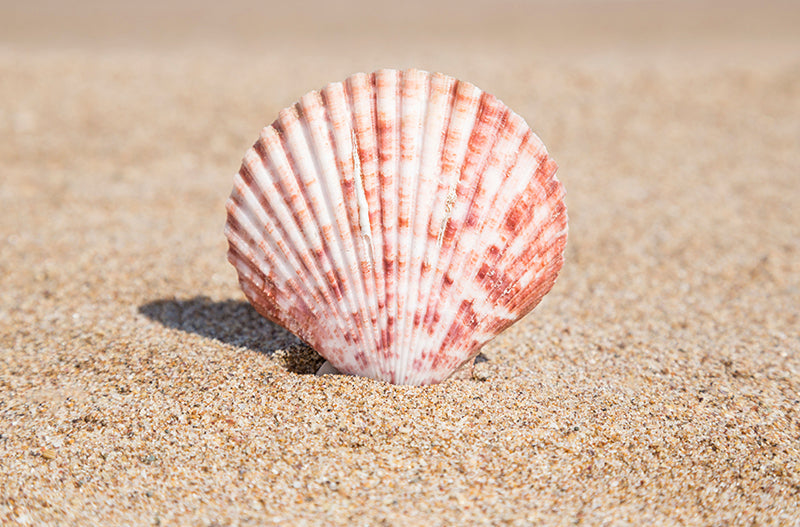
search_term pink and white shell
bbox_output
[225,68,567,386]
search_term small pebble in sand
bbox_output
[473,365,492,382]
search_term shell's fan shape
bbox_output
[225,69,567,385]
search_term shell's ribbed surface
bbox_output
[225,68,567,385]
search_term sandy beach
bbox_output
[1,1,799,524]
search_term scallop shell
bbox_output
[225,68,567,385]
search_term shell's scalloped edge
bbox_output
[266,68,550,159]
[226,68,567,385]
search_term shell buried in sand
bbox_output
[225,68,567,385]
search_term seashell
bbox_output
[225,68,567,385]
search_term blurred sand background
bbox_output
[1,0,799,524]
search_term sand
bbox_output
[1,1,799,525]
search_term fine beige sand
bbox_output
[2,1,799,524]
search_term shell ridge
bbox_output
[274,111,363,366]
[226,176,323,335]
[482,202,567,343]
[413,78,477,379]
[450,113,526,281]
[393,69,414,382]
[467,134,550,291]
[459,168,566,358]
[346,73,389,374]
[403,72,448,366]
[420,94,508,351]
[239,279,326,352]
[250,139,356,350]
[392,69,407,382]
[226,221,274,308]
[424,103,528,369]
[242,144,344,348]
[297,90,373,372]
[227,223,322,345]
[498,169,563,268]
[375,69,401,380]
[482,200,560,313]
[496,202,567,317]
[398,70,435,383]
[354,72,391,377]
[270,118,343,303]
[251,135,337,315]
[320,81,382,376]
[438,126,543,356]
[255,129,360,350]
[427,107,540,358]
[409,90,495,384]
[429,112,531,381]
[319,83,379,366]
[509,248,565,317]
[387,69,404,379]
[414,86,498,381]
[232,165,322,317]
[417,110,550,382]
[395,68,429,383]
[342,89,384,378]
[390,69,406,381]
[471,239,564,350]
[406,72,457,374]
[230,249,286,328]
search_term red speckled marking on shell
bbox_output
[225,68,567,385]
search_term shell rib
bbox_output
[225,68,567,385]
